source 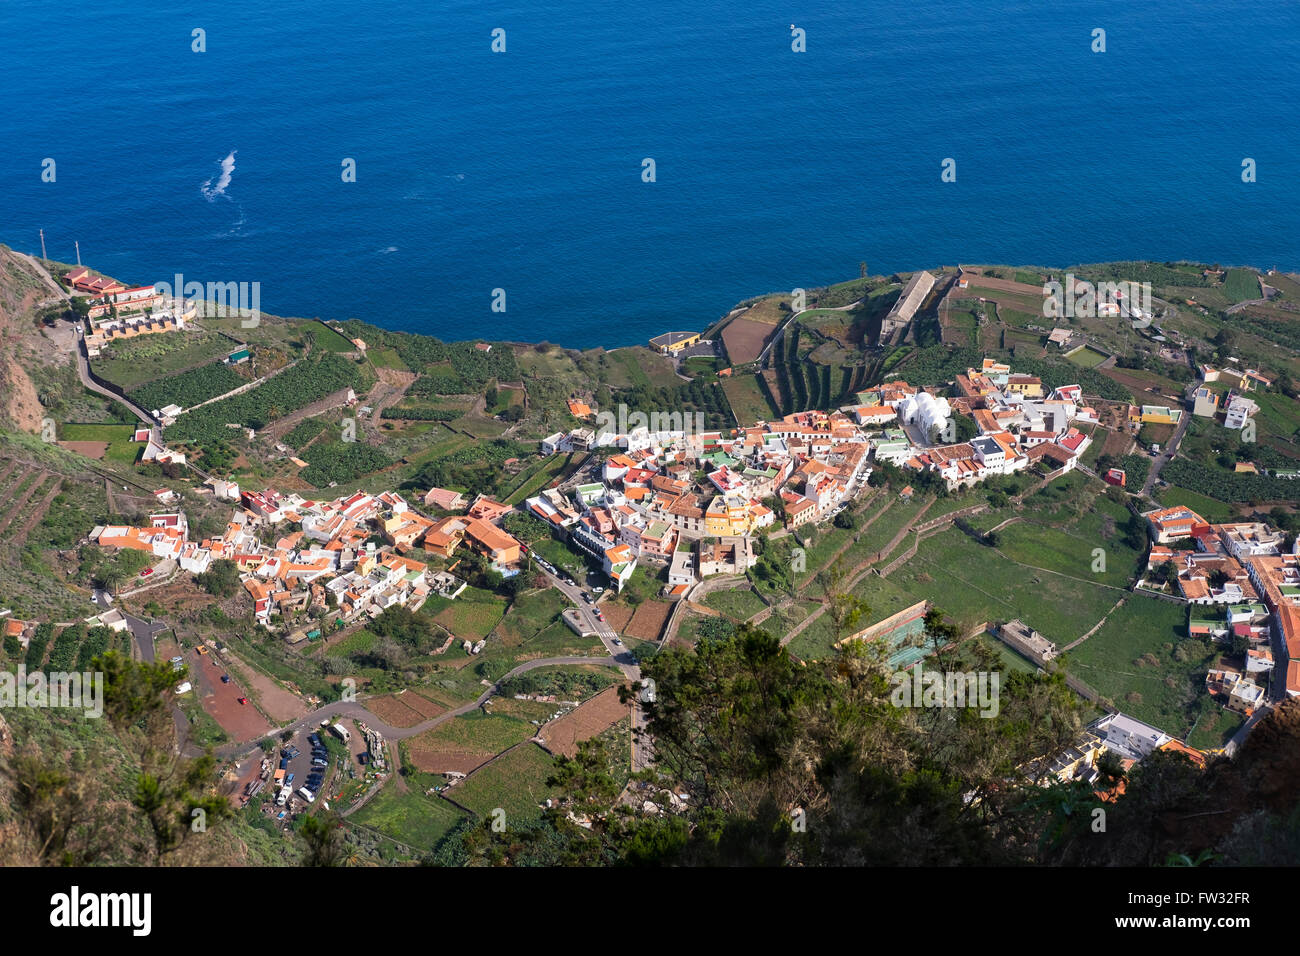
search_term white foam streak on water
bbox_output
[201,150,237,200]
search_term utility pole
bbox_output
[39,229,47,260]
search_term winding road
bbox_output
[15,251,158,426]
[208,653,619,761]
[1139,381,1198,498]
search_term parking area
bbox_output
[180,643,274,743]
[274,718,364,809]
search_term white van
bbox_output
[297,787,315,803]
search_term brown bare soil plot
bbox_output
[364,694,426,729]
[625,600,672,641]
[406,748,493,775]
[599,603,635,633]
[1098,427,1133,459]
[221,648,309,723]
[57,441,108,459]
[403,691,447,719]
[538,685,630,758]
[721,317,778,365]
[187,646,274,743]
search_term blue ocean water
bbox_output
[1,0,1297,348]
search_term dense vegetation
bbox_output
[883,344,1132,402]
[439,618,1290,867]
[1162,457,1299,503]
[300,441,393,488]
[129,363,245,412]
[166,353,362,443]
[335,319,521,392]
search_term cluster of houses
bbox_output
[868,358,1098,490]
[521,358,1112,593]
[89,483,530,632]
[64,267,196,355]
[1033,712,1205,791]
[1140,505,1300,711]
[1188,362,1273,433]
[525,407,880,591]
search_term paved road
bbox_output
[1140,386,1195,498]
[756,298,862,369]
[93,588,166,662]
[1224,703,1272,758]
[74,337,158,426]
[12,251,68,302]
[526,557,653,770]
[15,251,159,427]
[208,653,617,761]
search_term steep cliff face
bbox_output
[0,246,58,434]
[1147,699,1300,863]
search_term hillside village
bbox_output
[6,245,1300,867]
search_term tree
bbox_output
[197,558,241,598]
[0,749,114,866]
[96,567,126,596]
[298,813,345,866]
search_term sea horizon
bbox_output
[2,0,1297,349]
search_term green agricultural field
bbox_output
[605,347,682,390]
[413,710,535,755]
[992,640,1042,676]
[58,423,140,465]
[130,363,245,412]
[503,454,572,505]
[420,588,507,641]
[512,620,606,660]
[1186,706,1245,753]
[835,495,931,571]
[91,330,232,390]
[451,742,559,823]
[721,373,779,424]
[1222,268,1261,304]
[308,322,356,352]
[325,628,378,656]
[1066,346,1109,368]
[701,587,767,622]
[1156,485,1235,522]
[1253,390,1300,447]
[786,613,838,661]
[348,784,468,852]
[367,347,409,371]
[884,527,1123,646]
[684,355,723,378]
[994,502,1144,590]
[496,588,568,646]
[1065,598,1210,740]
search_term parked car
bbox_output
[592,586,605,594]
[595,611,605,622]
[237,696,248,705]
[220,674,231,684]
[582,593,592,603]
[139,567,154,578]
